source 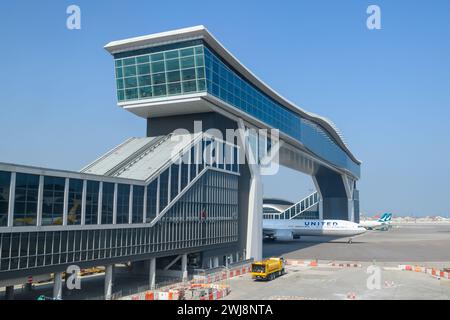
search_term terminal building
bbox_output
[0,26,361,299]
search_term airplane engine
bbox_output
[274,230,294,241]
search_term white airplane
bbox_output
[263,219,367,243]
[359,213,392,231]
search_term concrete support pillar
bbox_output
[181,254,188,281]
[53,272,63,300]
[312,175,324,220]
[342,174,355,222]
[213,256,219,268]
[318,199,324,220]
[348,199,355,222]
[5,286,14,300]
[104,265,114,300]
[149,258,156,290]
[237,119,263,262]
[246,173,263,261]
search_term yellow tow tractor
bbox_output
[251,257,286,281]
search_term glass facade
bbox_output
[158,169,169,212]
[113,41,360,177]
[85,181,99,225]
[0,170,238,273]
[68,179,83,225]
[132,186,145,224]
[0,171,10,227]
[0,137,239,232]
[14,173,39,226]
[114,45,206,102]
[101,183,114,225]
[146,179,158,222]
[116,184,130,224]
[203,46,360,177]
[42,176,65,226]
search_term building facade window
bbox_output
[102,182,114,225]
[190,146,197,180]
[146,180,158,222]
[159,169,169,212]
[42,176,65,226]
[170,164,179,201]
[68,179,83,225]
[0,171,11,227]
[85,181,99,225]
[116,184,130,224]
[132,186,144,224]
[14,173,40,226]
[114,44,206,102]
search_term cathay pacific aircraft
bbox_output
[359,213,392,231]
[263,219,367,243]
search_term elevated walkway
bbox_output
[80,133,202,182]
[263,192,320,220]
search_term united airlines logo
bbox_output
[304,221,339,227]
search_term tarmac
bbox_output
[225,223,450,300]
[263,223,450,262]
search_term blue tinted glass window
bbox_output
[180,47,194,57]
[153,85,166,96]
[123,57,136,66]
[138,75,152,87]
[151,61,165,73]
[116,184,130,224]
[137,63,150,75]
[68,179,83,225]
[124,66,136,77]
[101,182,114,224]
[166,59,180,71]
[0,171,11,227]
[170,164,179,201]
[42,176,65,226]
[168,83,182,95]
[85,181,99,225]
[180,56,195,69]
[190,147,197,180]
[164,50,179,59]
[159,169,169,211]
[132,186,145,224]
[167,71,181,83]
[146,180,158,222]
[136,55,149,64]
[152,73,166,85]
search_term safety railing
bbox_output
[263,192,319,220]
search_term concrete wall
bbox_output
[314,166,349,221]
[147,112,238,138]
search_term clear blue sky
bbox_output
[0,1,449,217]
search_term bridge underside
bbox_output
[147,109,360,224]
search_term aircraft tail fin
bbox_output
[378,213,392,222]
